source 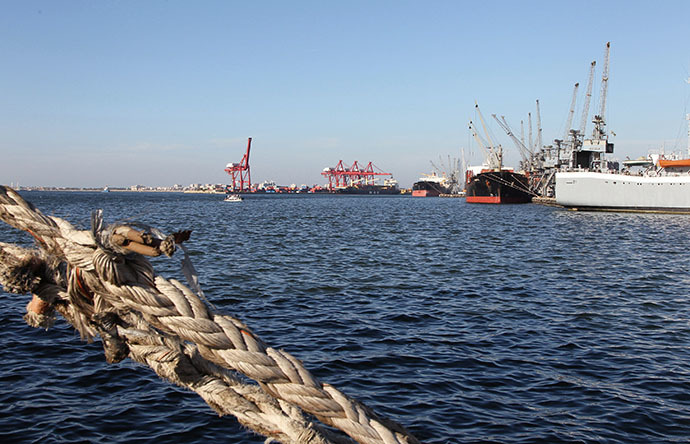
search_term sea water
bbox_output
[1,191,689,443]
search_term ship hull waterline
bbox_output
[411,189,441,197]
[464,171,533,204]
[555,171,690,213]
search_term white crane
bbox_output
[598,42,611,122]
[470,103,502,170]
[536,100,543,152]
[564,82,579,141]
[579,60,597,137]
[493,114,531,168]
[528,112,533,152]
[592,42,611,140]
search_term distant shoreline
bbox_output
[15,188,225,194]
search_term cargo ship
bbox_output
[411,173,452,197]
[465,104,533,204]
[465,166,532,204]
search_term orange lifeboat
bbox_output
[658,158,690,168]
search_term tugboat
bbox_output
[465,104,533,204]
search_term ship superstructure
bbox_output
[491,43,616,198]
[555,65,690,212]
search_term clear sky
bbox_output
[1,0,689,188]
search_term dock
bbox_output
[532,196,561,207]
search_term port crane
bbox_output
[492,114,532,169]
[572,43,613,169]
[535,100,543,153]
[469,103,503,170]
[579,60,597,138]
[224,137,252,192]
[528,112,533,153]
[563,82,579,142]
[592,42,611,140]
[321,160,392,191]
[430,155,462,194]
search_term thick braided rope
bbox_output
[86,228,416,444]
[0,186,419,444]
[0,242,339,444]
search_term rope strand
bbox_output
[0,185,419,444]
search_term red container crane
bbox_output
[224,138,252,192]
[321,160,392,191]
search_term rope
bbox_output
[0,185,419,444]
[482,172,539,197]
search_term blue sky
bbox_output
[1,0,689,188]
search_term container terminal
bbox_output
[224,138,401,194]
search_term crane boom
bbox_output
[475,103,496,150]
[579,60,596,136]
[468,121,487,152]
[536,100,543,151]
[528,112,533,152]
[598,42,611,120]
[243,137,252,169]
[469,119,501,169]
[564,82,579,140]
[492,114,530,165]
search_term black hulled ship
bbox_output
[465,104,533,204]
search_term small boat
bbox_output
[224,194,243,202]
[657,158,690,168]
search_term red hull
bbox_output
[465,195,530,204]
[412,189,440,197]
[464,170,532,204]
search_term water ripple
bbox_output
[1,192,690,443]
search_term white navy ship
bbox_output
[556,153,690,213]
[556,77,690,213]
